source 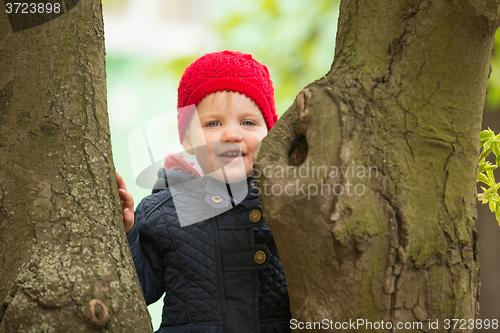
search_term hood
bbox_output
[153,168,198,192]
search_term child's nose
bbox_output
[221,123,243,142]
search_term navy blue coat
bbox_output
[127,169,292,332]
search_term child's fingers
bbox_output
[116,172,135,233]
[122,208,135,233]
[118,188,134,209]
[116,172,128,191]
[125,208,135,229]
[118,187,126,201]
[123,208,134,224]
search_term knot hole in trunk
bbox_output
[288,134,308,166]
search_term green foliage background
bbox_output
[150,0,341,116]
[486,31,500,111]
[478,128,500,224]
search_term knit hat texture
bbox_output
[177,50,277,143]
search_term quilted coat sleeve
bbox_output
[127,199,166,305]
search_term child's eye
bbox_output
[206,121,220,127]
[241,120,254,126]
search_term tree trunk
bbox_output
[0,1,152,332]
[255,0,499,331]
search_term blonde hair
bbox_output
[210,90,234,110]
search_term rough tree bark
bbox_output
[0,1,152,332]
[255,0,500,332]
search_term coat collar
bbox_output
[153,168,257,204]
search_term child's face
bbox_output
[182,91,268,183]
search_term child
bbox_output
[117,50,291,333]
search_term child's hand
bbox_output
[116,172,134,233]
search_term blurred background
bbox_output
[101,0,500,329]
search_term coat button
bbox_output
[250,181,256,188]
[254,251,266,264]
[249,210,261,222]
[211,195,222,203]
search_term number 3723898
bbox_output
[443,319,498,330]
[5,2,61,14]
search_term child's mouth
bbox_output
[218,151,245,162]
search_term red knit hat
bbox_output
[177,50,277,143]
